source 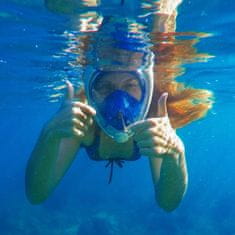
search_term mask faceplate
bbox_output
[84,56,154,143]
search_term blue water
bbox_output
[0,0,235,234]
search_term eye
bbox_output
[100,86,111,94]
[123,82,139,90]
[122,80,141,100]
[127,83,137,88]
[94,82,115,99]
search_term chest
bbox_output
[85,127,140,161]
[98,132,135,160]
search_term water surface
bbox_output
[0,0,235,234]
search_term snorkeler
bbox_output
[26,72,187,212]
[25,0,212,212]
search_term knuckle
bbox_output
[155,146,164,155]
[165,133,172,142]
[73,108,86,119]
[156,118,163,125]
[71,118,77,124]
[149,128,156,136]
[156,117,169,127]
[156,126,163,134]
[71,118,78,127]
[80,112,87,119]
[72,127,84,137]
[71,126,77,133]
[168,137,174,146]
[78,118,85,127]
[72,107,78,115]
[86,117,93,126]
[154,146,160,154]
[148,118,157,127]
[71,101,80,108]
[152,137,159,145]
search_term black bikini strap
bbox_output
[105,159,125,184]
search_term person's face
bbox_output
[92,72,142,102]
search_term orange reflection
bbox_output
[49,0,214,128]
[149,32,213,128]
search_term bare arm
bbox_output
[149,150,188,212]
[149,0,188,211]
[151,0,183,32]
[25,124,81,204]
[131,93,188,212]
[25,82,96,204]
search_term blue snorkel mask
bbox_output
[100,89,142,131]
[84,54,154,143]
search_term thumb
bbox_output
[156,92,168,117]
[65,80,74,101]
[74,87,86,103]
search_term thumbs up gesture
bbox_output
[46,81,96,142]
[130,93,185,160]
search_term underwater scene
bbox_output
[0,0,235,234]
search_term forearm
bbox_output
[151,0,183,33]
[156,152,188,211]
[25,123,81,204]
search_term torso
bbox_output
[84,123,141,161]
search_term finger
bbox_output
[74,87,86,103]
[64,124,85,138]
[72,107,95,127]
[133,127,166,142]
[72,102,96,116]
[72,118,88,132]
[129,119,156,135]
[157,92,168,117]
[72,127,85,138]
[129,116,170,135]
[136,136,166,148]
[139,147,166,158]
[65,80,74,101]
[72,107,88,121]
[57,119,87,134]
[154,146,167,155]
[55,125,84,138]
[85,116,94,126]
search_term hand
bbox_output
[46,81,96,140]
[130,93,184,160]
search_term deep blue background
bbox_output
[0,0,235,234]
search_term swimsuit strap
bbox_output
[105,159,125,184]
[84,129,141,183]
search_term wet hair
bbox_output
[148,34,214,129]
[66,13,213,129]
[75,37,213,130]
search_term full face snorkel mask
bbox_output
[84,53,154,143]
